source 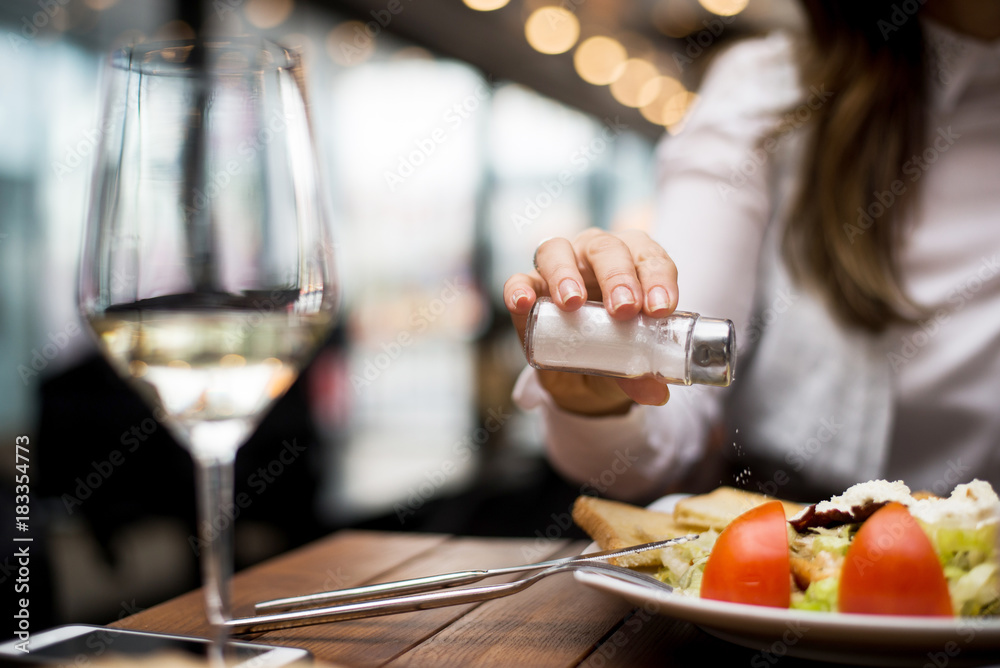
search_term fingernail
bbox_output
[647,286,669,313]
[511,290,530,309]
[666,286,678,312]
[558,278,583,304]
[610,285,635,311]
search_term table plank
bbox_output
[578,611,850,668]
[579,611,751,668]
[386,540,635,668]
[112,530,448,638]
[113,531,575,667]
[249,534,572,667]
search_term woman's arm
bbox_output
[511,32,803,501]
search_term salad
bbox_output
[654,479,999,616]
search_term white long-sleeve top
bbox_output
[514,23,1000,503]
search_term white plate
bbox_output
[574,494,1000,666]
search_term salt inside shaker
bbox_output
[525,297,736,387]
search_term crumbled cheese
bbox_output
[790,479,913,523]
[910,479,1000,528]
[790,478,1000,529]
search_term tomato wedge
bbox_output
[700,500,791,607]
[839,502,952,616]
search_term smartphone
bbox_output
[0,624,311,666]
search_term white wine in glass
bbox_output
[78,37,337,643]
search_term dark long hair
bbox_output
[783,1,927,330]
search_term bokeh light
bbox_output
[663,91,699,131]
[326,21,376,66]
[220,354,246,368]
[639,76,686,125]
[463,0,511,10]
[573,36,627,85]
[524,7,580,55]
[698,0,749,17]
[245,0,294,29]
[153,21,195,41]
[609,58,660,108]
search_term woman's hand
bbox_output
[503,228,679,416]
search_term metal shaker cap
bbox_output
[689,317,736,387]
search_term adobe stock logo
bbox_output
[6,0,71,52]
[877,0,927,40]
[17,322,82,385]
[383,78,493,192]
[844,126,960,244]
[511,116,628,233]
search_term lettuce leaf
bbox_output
[919,520,999,616]
[791,576,838,612]
[655,530,717,596]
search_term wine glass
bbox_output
[78,37,337,644]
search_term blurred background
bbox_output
[0,0,801,631]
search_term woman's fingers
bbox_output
[516,229,679,320]
[537,372,670,415]
[575,229,644,319]
[537,371,635,416]
[503,272,541,316]
[503,272,544,344]
[571,228,679,319]
[616,229,679,317]
[531,237,587,309]
[616,377,670,406]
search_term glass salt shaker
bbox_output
[525,297,736,387]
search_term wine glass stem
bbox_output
[193,451,236,636]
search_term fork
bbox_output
[254,535,697,613]
[226,561,675,634]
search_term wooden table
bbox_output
[111,530,840,667]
